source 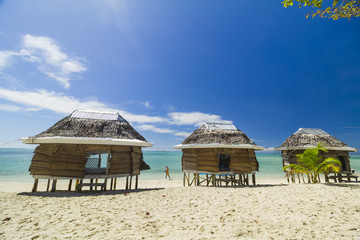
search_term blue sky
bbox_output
[0,0,359,150]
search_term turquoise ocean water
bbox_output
[1,148,360,182]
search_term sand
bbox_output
[1,180,360,240]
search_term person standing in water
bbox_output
[165,166,171,180]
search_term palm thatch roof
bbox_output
[22,110,152,147]
[174,122,264,150]
[275,128,356,152]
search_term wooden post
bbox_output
[252,173,256,185]
[206,174,209,186]
[46,179,50,192]
[135,175,138,189]
[187,172,190,186]
[68,179,73,191]
[126,176,129,190]
[183,173,186,187]
[219,174,222,186]
[32,179,39,192]
[114,178,117,190]
[51,179,57,192]
[196,173,200,186]
[110,178,114,190]
[324,174,329,183]
[212,174,216,186]
[129,176,133,189]
[90,179,93,190]
[245,174,249,185]
[75,179,80,191]
[95,179,98,190]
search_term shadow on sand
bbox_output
[323,182,360,189]
[17,187,164,198]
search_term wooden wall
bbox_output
[182,148,259,173]
[281,150,351,172]
[30,144,146,178]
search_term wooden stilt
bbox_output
[206,174,209,186]
[114,178,117,190]
[126,176,129,190]
[51,179,57,192]
[90,179,93,190]
[187,172,190,186]
[110,178,114,190]
[46,179,50,192]
[183,173,186,187]
[212,174,216,186]
[129,176,133,189]
[245,174,249,185]
[68,179,73,191]
[32,179,39,192]
[196,173,200,186]
[135,175,138,189]
[252,173,256,185]
[95,179,98,190]
[75,179,80,191]
[102,178,107,191]
[325,174,329,183]
[219,175,222,186]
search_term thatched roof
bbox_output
[174,122,264,150]
[22,110,152,147]
[275,128,356,152]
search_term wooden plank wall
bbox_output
[30,144,146,178]
[229,149,258,173]
[181,148,259,173]
[108,146,132,174]
[30,144,87,177]
[182,149,197,171]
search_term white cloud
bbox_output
[21,34,86,88]
[136,124,176,134]
[168,111,230,126]
[143,101,152,109]
[173,131,191,137]
[120,111,166,124]
[0,35,86,88]
[0,88,107,114]
[0,104,21,112]
[0,88,167,124]
[0,51,21,70]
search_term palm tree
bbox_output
[283,143,342,183]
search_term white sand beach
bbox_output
[1,180,360,240]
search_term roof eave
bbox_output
[174,143,264,150]
[21,137,153,147]
[275,146,357,152]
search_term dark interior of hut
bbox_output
[218,153,230,171]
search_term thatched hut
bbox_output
[275,128,357,182]
[22,110,153,192]
[174,122,264,186]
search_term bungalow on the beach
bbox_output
[22,110,153,192]
[275,128,358,182]
[174,122,264,186]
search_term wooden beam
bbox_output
[46,179,50,192]
[32,179,39,193]
[183,172,185,187]
[135,175,138,189]
[51,179,57,192]
[129,176,133,189]
[68,179,73,191]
